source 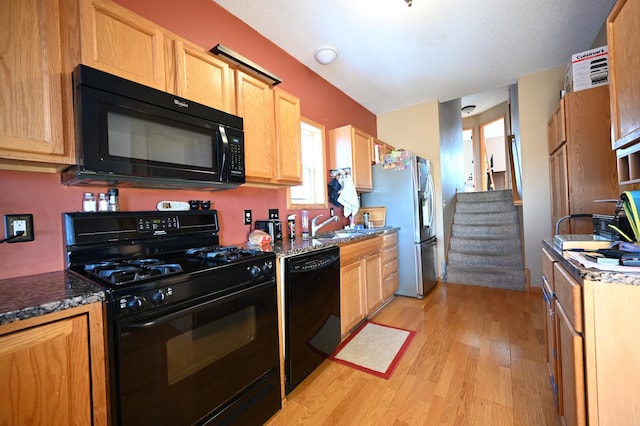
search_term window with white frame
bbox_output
[288,118,327,209]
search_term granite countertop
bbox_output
[0,227,398,326]
[270,227,399,258]
[0,271,105,326]
[542,239,640,286]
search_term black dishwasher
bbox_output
[284,246,341,394]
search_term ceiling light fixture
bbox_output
[461,105,476,114]
[405,0,412,6]
[314,45,338,65]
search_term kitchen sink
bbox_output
[314,226,393,241]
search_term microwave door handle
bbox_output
[218,125,229,182]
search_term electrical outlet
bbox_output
[330,208,334,217]
[4,214,34,243]
[244,210,252,225]
[268,209,279,220]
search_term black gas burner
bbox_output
[84,259,184,285]
[186,245,265,263]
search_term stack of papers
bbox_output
[566,251,640,271]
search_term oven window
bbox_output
[166,306,256,385]
[107,111,213,168]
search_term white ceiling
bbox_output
[214,0,615,116]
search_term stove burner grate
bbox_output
[84,259,184,285]
[186,246,265,263]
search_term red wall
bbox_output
[0,0,375,280]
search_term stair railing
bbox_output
[507,134,523,205]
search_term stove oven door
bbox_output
[113,280,280,426]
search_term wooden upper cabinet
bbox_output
[167,38,234,113]
[373,138,395,164]
[234,70,302,186]
[79,0,166,90]
[0,0,77,166]
[547,98,566,155]
[236,71,276,183]
[547,86,617,234]
[608,0,640,150]
[274,88,302,185]
[328,125,373,192]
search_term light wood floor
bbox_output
[266,282,561,425]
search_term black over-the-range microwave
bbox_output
[62,64,245,190]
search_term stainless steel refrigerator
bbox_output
[361,153,437,298]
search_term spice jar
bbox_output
[108,188,120,212]
[82,192,96,212]
[98,193,109,212]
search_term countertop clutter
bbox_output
[543,239,640,285]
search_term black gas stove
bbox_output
[64,210,281,426]
[65,210,275,317]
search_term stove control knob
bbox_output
[249,265,262,278]
[126,296,145,313]
[151,290,167,305]
[262,262,272,273]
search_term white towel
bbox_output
[337,176,359,218]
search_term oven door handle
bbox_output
[120,280,274,331]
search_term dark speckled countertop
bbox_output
[0,228,397,326]
[270,227,399,258]
[543,239,640,285]
[0,271,105,325]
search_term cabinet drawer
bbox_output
[382,272,398,299]
[542,248,556,293]
[382,258,398,279]
[340,237,381,265]
[381,246,397,264]
[554,263,583,333]
[382,232,398,248]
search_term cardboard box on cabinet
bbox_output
[566,45,609,92]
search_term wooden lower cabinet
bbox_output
[339,237,383,337]
[556,300,586,426]
[381,232,399,301]
[364,252,383,313]
[340,260,366,337]
[543,246,640,425]
[0,303,107,426]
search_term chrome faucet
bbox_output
[311,214,339,237]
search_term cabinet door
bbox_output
[79,0,166,89]
[608,0,640,149]
[556,301,586,426]
[364,252,383,313]
[340,261,365,337]
[0,0,75,164]
[543,286,559,410]
[274,88,302,184]
[0,315,91,425]
[549,145,569,234]
[547,100,566,155]
[352,128,373,192]
[236,71,276,183]
[169,39,233,113]
[564,87,618,228]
